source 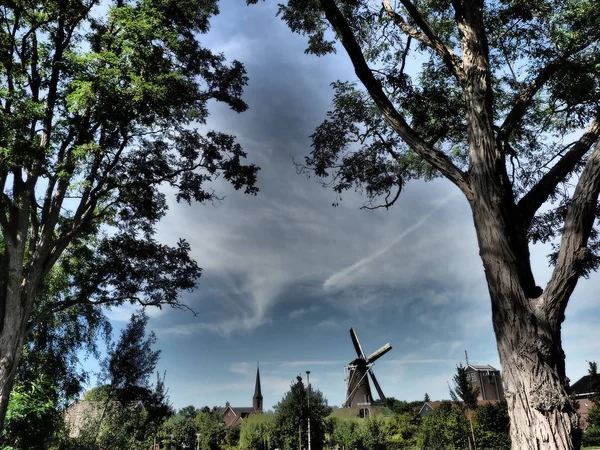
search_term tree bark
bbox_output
[0,293,29,429]
[491,288,579,449]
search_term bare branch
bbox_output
[544,138,600,326]
[383,0,464,83]
[320,0,473,200]
[518,118,600,227]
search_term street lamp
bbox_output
[306,370,311,450]
[196,432,201,450]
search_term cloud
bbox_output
[289,305,321,320]
[316,318,342,330]
[322,190,463,292]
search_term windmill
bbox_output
[344,327,392,408]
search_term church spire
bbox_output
[253,363,263,412]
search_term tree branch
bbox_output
[544,137,600,326]
[28,295,197,336]
[499,61,565,140]
[320,0,473,200]
[383,0,464,83]
[518,118,600,227]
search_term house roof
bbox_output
[570,375,594,396]
[230,406,255,415]
[65,399,146,437]
[468,364,498,372]
[65,401,104,437]
[419,400,499,417]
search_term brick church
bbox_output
[222,365,263,427]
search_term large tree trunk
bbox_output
[492,290,580,449]
[0,294,29,429]
[471,200,581,449]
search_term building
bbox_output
[570,375,598,429]
[419,400,499,418]
[466,364,504,401]
[222,365,263,427]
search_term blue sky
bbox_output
[90,1,600,411]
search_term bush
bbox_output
[583,426,600,447]
[417,402,470,450]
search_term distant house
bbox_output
[65,400,104,438]
[222,365,263,427]
[64,399,144,438]
[466,364,504,401]
[570,375,598,429]
[419,400,498,418]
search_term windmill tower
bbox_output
[344,328,392,409]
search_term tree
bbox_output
[587,361,600,402]
[383,413,420,449]
[473,400,511,450]
[159,414,198,450]
[194,410,226,450]
[100,310,159,404]
[418,401,470,450]
[424,393,431,403]
[238,413,275,450]
[449,364,480,448]
[0,0,259,431]
[178,405,199,421]
[249,0,600,447]
[273,375,332,450]
[1,270,110,448]
[361,416,388,450]
[449,365,479,410]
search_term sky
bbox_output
[89,1,600,411]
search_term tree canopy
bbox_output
[273,375,332,450]
[0,0,259,429]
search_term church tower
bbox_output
[253,364,263,412]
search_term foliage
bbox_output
[159,414,198,450]
[0,0,259,430]
[325,417,363,450]
[223,423,241,450]
[417,401,470,450]
[424,393,430,403]
[194,410,226,450]
[588,361,600,402]
[178,405,200,420]
[588,403,600,429]
[449,364,479,411]
[100,310,160,404]
[1,267,111,448]
[273,375,332,450]
[239,413,275,450]
[583,426,600,448]
[374,397,421,415]
[61,311,172,448]
[1,377,60,449]
[383,412,420,449]
[473,400,511,450]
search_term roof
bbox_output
[570,375,595,396]
[468,364,498,372]
[65,399,146,437]
[230,406,255,415]
[65,401,104,437]
[419,400,499,417]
